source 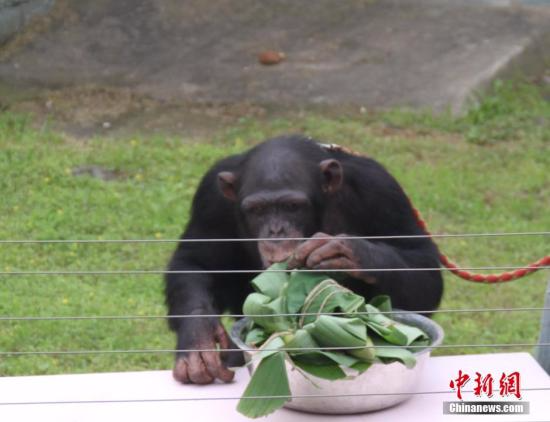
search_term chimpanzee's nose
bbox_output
[268,223,284,236]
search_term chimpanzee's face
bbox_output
[217,147,343,268]
[240,189,316,267]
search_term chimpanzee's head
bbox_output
[217,138,343,268]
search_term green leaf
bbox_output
[290,352,334,366]
[293,360,347,380]
[286,271,328,313]
[392,323,429,346]
[305,315,366,347]
[251,262,289,299]
[300,279,365,325]
[409,337,431,348]
[319,350,360,367]
[363,304,427,346]
[243,294,293,332]
[284,329,339,366]
[366,320,408,345]
[245,327,267,346]
[372,337,417,369]
[237,352,291,418]
[284,328,318,349]
[259,336,286,359]
[240,274,430,418]
[348,335,376,362]
[369,295,392,312]
[351,361,372,373]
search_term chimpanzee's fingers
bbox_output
[214,323,245,368]
[202,351,235,383]
[313,257,356,272]
[215,324,244,367]
[305,240,354,269]
[173,357,190,384]
[287,232,331,269]
[222,348,246,367]
[215,324,230,349]
[313,257,376,283]
[188,352,215,384]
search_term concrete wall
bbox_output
[0,0,55,45]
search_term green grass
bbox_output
[0,80,549,376]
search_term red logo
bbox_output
[474,372,494,398]
[499,371,522,399]
[449,370,470,400]
[450,370,522,400]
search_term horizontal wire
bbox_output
[1,387,549,406]
[2,306,549,322]
[0,236,546,404]
[2,343,549,357]
[1,231,549,244]
[1,265,549,276]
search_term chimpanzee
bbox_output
[165,135,443,385]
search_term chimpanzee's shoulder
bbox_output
[324,146,391,178]
[206,152,244,177]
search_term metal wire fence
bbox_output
[1,230,549,405]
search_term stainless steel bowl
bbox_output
[231,312,444,414]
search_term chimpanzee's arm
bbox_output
[288,153,443,312]
[165,155,247,384]
[350,238,443,312]
[352,156,444,311]
[165,227,242,384]
[165,227,249,333]
[288,234,442,312]
[165,245,219,333]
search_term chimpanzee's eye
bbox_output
[249,204,265,215]
[284,202,300,212]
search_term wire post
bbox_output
[536,278,550,375]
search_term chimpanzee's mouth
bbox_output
[258,240,298,269]
[262,259,274,269]
[260,255,289,269]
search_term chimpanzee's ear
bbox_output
[217,171,238,201]
[319,159,343,193]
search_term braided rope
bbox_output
[413,206,550,283]
[321,143,550,284]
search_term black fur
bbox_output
[165,135,443,362]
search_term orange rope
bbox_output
[412,207,550,283]
[321,142,549,283]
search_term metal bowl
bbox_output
[231,312,444,414]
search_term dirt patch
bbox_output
[9,85,269,139]
[71,165,127,181]
[13,86,157,127]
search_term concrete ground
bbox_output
[0,0,549,135]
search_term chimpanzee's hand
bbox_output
[287,232,375,283]
[173,319,236,385]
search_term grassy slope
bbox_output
[0,81,548,375]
